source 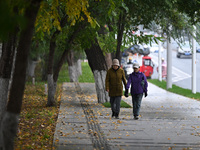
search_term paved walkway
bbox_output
[53,82,200,150]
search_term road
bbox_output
[150,50,200,93]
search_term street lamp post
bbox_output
[192,25,196,94]
[167,37,172,89]
[157,27,162,81]
[158,37,162,81]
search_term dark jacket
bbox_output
[126,71,148,95]
[105,67,127,97]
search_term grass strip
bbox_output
[103,100,132,108]
[78,62,95,83]
[148,79,200,100]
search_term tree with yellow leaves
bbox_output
[34,0,96,106]
[0,0,94,148]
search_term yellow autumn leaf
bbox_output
[117,120,123,123]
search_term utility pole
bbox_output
[157,27,162,82]
[167,38,172,89]
[158,39,162,81]
[192,25,196,94]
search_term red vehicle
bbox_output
[140,56,154,79]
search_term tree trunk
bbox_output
[27,58,38,77]
[84,38,109,103]
[53,23,83,83]
[76,59,82,77]
[47,74,56,106]
[0,0,41,149]
[0,78,9,122]
[66,49,78,82]
[116,12,126,62]
[93,70,108,103]
[0,43,2,58]
[105,53,112,69]
[46,21,82,106]
[46,15,69,106]
[46,30,59,106]
[0,112,19,150]
[68,65,78,82]
[66,58,82,82]
[0,33,17,123]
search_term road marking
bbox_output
[172,66,191,82]
[150,54,191,82]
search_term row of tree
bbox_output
[0,0,199,149]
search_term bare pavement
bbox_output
[53,82,200,150]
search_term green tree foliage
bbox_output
[0,0,28,40]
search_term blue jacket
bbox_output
[126,71,148,95]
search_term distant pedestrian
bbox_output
[127,58,133,64]
[125,62,148,120]
[105,59,127,119]
[156,58,167,78]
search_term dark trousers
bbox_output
[132,94,143,117]
[110,96,121,116]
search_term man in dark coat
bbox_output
[105,59,127,119]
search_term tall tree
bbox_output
[0,32,17,123]
[46,15,68,107]
[47,23,83,106]
[0,0,42,149]
[34,0,94,106]
[85,37,109,103]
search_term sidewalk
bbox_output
[53,82,200,150]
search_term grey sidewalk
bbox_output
[53,82,200,150]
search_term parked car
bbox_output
[176,42,192,58]
[127,44,150,55]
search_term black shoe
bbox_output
[115,115,119,119]
[134,116,139,120]
[115,113,119,119]
[112,112,115,117]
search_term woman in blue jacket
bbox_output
[125,62,148,120]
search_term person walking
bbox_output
[105,59,127,119]
[125,62,148,120]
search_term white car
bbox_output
[176,42,192,58]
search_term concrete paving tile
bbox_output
[54,82,200,150]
